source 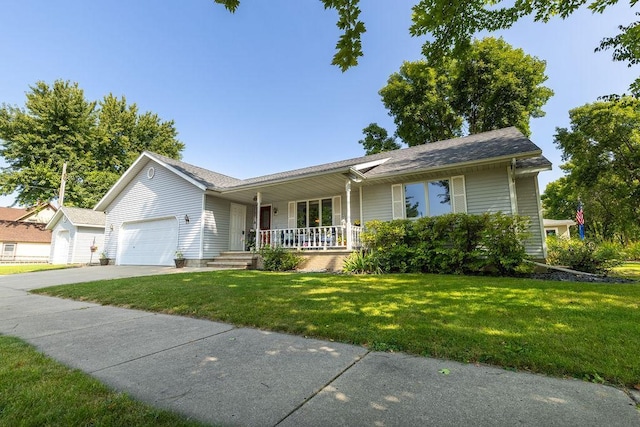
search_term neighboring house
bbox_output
[0,207,29,221]
[17,202,58,224]
[46,206,106,264]
[95,127,552,267]
[0,202,57,224]
[0,203,57,263]
[543,219,576,239]
[0,220,51,263]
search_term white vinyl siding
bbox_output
[362,184,394,223]
[104,159,204,262]
[71,227,105,264]
[203,195,232,258]
[516,176,546,259]
[465,168,513,214]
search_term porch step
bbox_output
[207,252,258,270]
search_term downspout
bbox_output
[508,158,518,215]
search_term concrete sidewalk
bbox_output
[1,267,639,426]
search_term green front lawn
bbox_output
[35,271,640,388]
[612,262,640,280]
[0,336,206,426]
[0,263,71,275]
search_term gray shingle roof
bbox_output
[61,206,105,226]
[143,127,549,192]
[364,127,543,177]
[148,152,242,189]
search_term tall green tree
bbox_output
[379,60,461,146]
[214,0,638,87]
[358,123,401,154]
[0,80,184,208]
[378,38,553,146]
[451,38,553,137]
[543,95,640,241]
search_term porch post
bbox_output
[255,192,261,251]
[345,180,352,251]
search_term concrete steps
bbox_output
[207,252,258,270]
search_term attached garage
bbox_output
[118,217,178,266]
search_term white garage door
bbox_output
[118,218,178,266]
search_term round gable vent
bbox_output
[147,167,155,179]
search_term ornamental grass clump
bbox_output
[342,250,382,274]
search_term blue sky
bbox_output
[0,0,637,207]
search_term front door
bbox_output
[229,203,247,251]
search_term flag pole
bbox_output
[576,199,585,240]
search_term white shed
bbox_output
[46,207,106,264]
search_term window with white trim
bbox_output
[2,243,16,260]
[294,197,339,228]
[392,176,466,219]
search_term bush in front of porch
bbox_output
[348,213,531,275]
[260,245,303,271]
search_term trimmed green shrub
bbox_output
[481,212,530,275]
[623,241,640,261]
[546,237,623,274]
[260,245,303,271]
[360,213,531,276]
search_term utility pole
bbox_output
[58,162,67,207]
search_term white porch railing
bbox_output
[258,226,362,250]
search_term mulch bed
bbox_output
[529,271,636,284]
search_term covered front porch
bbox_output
[216,167,368,252]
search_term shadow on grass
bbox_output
[35,271,640,387]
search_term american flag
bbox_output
[576,201,584,225]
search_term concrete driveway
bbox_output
[0,265,207,293]
[1,266,639,426]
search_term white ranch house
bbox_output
[94,127,551,267]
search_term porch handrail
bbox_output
[258,225,361,250]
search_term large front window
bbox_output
[404,180,451,218]
[297,198,334,227]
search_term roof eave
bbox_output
[44,210,64,230]
[515,165,553,175]
[218,166,356,194]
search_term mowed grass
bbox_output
[0,263,71,275]
[0,336,206,426]
[612,262,640,280]
[35,271,640,388]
